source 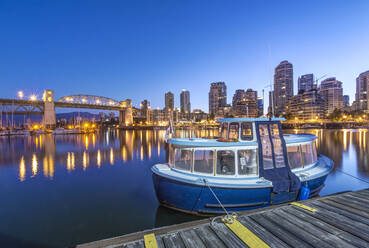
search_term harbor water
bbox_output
[0,128,369,247]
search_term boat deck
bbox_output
[78,188,369,248]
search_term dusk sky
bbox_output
[1,0,369,112]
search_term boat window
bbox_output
[216,150,235,175]
[241,123,253,140]
[287,145,303,169]
[258,124,274,170]
[174,149,192,171]
[301,143,314,166]
[220,123,228,139]
[168,145,175,166]
[270,124,286,168]
[229,122,239,140]
[194,150,214,174]
[312,142,318,163]
[238,149,257,176]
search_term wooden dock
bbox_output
[78,188,369,248]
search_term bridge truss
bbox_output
[0,99,44,115]
[57,95,120,107]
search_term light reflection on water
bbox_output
[0,128,369,247]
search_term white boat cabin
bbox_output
[167,118,318,178]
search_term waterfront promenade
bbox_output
[78,188,369,248]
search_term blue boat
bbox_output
[152,118,333,215]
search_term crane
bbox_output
[314,74,327,87]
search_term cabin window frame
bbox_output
[236,147,259,177]
[173,148,193,172]
[192,148,215,175]
[240,122,254,141]
[286,141,318,170]
[215,149,236,176]
[300,142,317,168]
[286,144,303,170]
[229,122,240,140]
[220,122,229,139]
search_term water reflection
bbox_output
[19,156,25,181]
[3,128,369,186]
[32,153,38,176]
[2,128,369,247]
[1,130,167,182]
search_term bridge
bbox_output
[0,90,133,128]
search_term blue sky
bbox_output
[1,0,369,112]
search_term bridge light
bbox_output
[96,99,101,104]
[82,98,87,103]
[18,91,24,99]
[30,95,37,101]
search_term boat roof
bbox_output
[168,134,317,147]
[216,117,286,123]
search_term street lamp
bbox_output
[30,95,37,101]
[18,91,24,99]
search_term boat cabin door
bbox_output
[256,122,301,204]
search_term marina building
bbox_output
[286,89,325,120]
[355,70,369,111]
[319,77,343,115]
[343,95,350,107]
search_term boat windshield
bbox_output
[241,123,253,140]
[229,123,239,139]
[287,142,318,169]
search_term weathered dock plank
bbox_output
[194,225,227,248]
[237,216,289,248]
[77,188,369,248]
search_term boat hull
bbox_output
[152,173,272,215]
[152,164,331,215]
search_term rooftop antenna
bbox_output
[266,43,274,117]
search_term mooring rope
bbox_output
[203,178,237,225]
[335,168,369,185]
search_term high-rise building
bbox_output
[343,95,350,107]
[355,70,369,111]
[180,90,191,114]
[298,74,314,93]
[165,91,174,111]
[274,60,293,116]
[232,89,245,108]
[209,82,227,115]
[257,98,264,117]
[232,89,258,117]
[319,77,343,114]
[286,89,325,120]
[140,99,151,123]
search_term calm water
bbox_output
[0,128,369,247]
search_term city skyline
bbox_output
[1,1,369,111]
